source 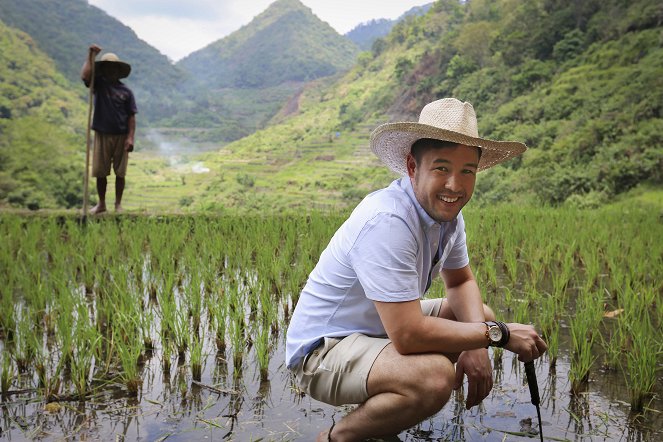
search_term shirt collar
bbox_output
[397,177,440,230]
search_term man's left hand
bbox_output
[453,348,492,409]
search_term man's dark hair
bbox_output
[410,138,482,164]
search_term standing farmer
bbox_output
[81,44,137,214]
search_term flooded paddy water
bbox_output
[1,209,661,441]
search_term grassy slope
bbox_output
[0,21,87,210]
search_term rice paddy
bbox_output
[0,205,661,440]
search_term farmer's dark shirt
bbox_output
[91,76,137,135]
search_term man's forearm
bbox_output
[127,115,136,140]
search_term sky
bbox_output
[87,0,433,62]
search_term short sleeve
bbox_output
[441,214,469,269]
[347,213,421,302]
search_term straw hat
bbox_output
[370,98,527,174]
[95,53,131,78]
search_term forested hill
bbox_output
[0,0,188,123]
[345,3,434,50]
[0,21,87,209]
[178,0,359,89]
[167,0,362,141]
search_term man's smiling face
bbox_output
[407,141,479,223]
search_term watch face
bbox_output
[488,326,502,342]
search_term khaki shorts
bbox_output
[292,298,443,406]
[92,132,129,178]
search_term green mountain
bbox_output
[178,0,359,89]
[0,0,188,123]
[1,0,661,212]
[168,0,361,142]
[0,20,87,209]
[184,0,663,211]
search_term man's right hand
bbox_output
[504,323,547,362]
[89,44,102,56]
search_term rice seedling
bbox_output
[253,321,271,382]
[501,242,519,286]
[184,266,204,334]
[34,341,64,402]
[568,290,603,394]
[190,332,204,382]
[69,303,102,400]
[13,309,37,373]
[172,309,190,362]
[625,315,662,412]
[112,313,144,397]
[228,300,246,374]
[0,294,16,343]
[1,351,15,399]
[207,289,228,352]
[579,243,601,292]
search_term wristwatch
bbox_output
[484,321,502,347]
[484,321,509,348]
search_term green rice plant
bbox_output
[625,315,662,412]
[139,306,155,352]
[568,290,603,394]
[599,318,625,372]
[0,295,16,342]
[13,310,37,373]
[162,335,173,375]
[173,309,190,361]
[511,298,529,324]
[477,253,498,295]
[1,351,15,399]
[254,321,270,382]
[69,303,102,400]
[190,333,204,381]
[552,240,576,297]
[207,289,228,352]
[579,244,601,292]
[501,286,514,310]
[185,270,204,334]
[537,292,562,366]
[501,243,519,286]
[228,304,246,373]
[158,280,178,342]
[34,343,63,402]
[545,326,559,369]
[112,314,144,397]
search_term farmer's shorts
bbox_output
[92,132,129,178]
[292,298,443,406]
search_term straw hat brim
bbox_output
[370,122,527,175]
[95,60,131,79]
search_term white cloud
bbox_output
[88,0,432,61]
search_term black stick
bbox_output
[524,361,544,442]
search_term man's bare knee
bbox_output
[408,354,455,414]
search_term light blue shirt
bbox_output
[285,178,469,368]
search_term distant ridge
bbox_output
[178,0,359,89]
[345,3,433,50]
[168,0,360,141]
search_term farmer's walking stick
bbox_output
[524,361,544,442]
[82,49,95,221]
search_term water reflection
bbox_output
[1,338,662,441]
